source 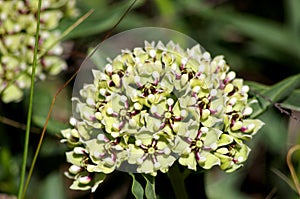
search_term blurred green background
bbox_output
[1,0,300,198]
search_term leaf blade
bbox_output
[129,173,144,199]
[247,73,300,117]
[143,174,157,199]
[280,89,300,111]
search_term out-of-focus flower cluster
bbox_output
[61,41,264,191]
[0,0,78,103]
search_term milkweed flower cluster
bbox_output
[0,0,78,103]
[61,41,264,191]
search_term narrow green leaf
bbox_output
[263,74,300,102]
[60,14,120,40]
[247,42,290,65]
[186,1,300,60]
[59,1,141,39]
[272,168,297,193]
[143,174,157,199]
[129,173,144,199]
[245,81,269,93]
[219,13,300,58]
[286,0,300,34]
[281,89,300,111]
[247,73,300,117]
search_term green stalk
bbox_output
[22,10,94,197]
[22,1,137,197]
[168,163,189,199]
[17,0,42,198]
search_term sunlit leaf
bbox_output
[143,174,157,199]
[129,173,144,199]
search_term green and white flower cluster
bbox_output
[61,41,264,191]
[0,0,78,103]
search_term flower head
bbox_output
[62,40,264,191]
[0,0,78,103]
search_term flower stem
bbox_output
[17,0,42,198]
[168,162,189,199]
[185,171,208,199]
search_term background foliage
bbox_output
[0,0,300,198]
